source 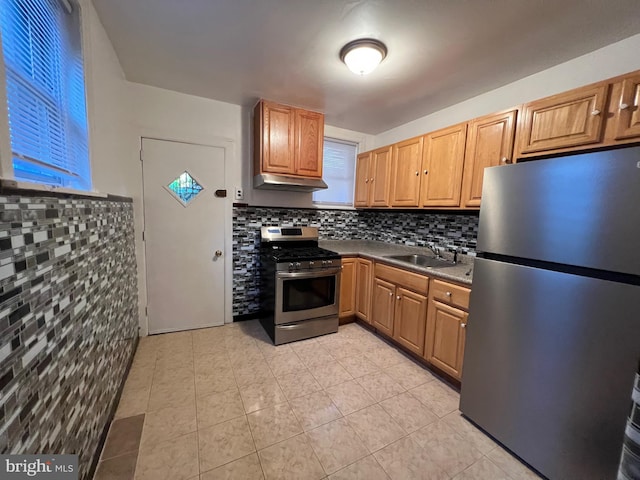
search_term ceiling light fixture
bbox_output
[340,38,387,76]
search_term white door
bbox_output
[142,138,227,334]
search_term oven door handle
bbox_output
[276,267,342,279]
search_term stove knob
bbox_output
[321,260,327,266]
[309,261,315,267]
[295,262,301,270]
[327,260,333,265]
[288,262,295,271]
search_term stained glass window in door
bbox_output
[167,171,203,205]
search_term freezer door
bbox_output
[460,258,640,480]
[477,146,640,276]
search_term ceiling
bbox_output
[91,0,640,134]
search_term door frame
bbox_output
[138,131,235,336]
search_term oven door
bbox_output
[275,267,341,325]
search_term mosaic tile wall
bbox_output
[232,206,479,316]
[0,194,138,480]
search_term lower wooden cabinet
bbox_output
[373,263,429,354]
[339,257,356,318]
[372,278,395,336]
[393,287,428,355]
[355,258,373,322]
[346,258,473,382]
[424,281,470,381]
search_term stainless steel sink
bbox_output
[385,254,456,269]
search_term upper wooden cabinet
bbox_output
[254,100,324,178]
[355,69,640,210]
[294,109,324,177]
[390,136,424,207]
[421,123,467,207]
[354,146,392,207]
[354,152,372,207]
[613,73,640,140]
[516,84,608,157]
[461,109,517,208]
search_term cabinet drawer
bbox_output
[375,263,429,295]
[431,279,470,310]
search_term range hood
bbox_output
[253,173,328,192]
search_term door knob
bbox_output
[214,250,223,259]
[461,323,467,328]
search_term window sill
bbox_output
[312,203,356,211]
[0,179,132,202]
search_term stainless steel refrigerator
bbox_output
[460,146,640,480]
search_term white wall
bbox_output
[374,33,640,147]
[81,0,137,196]
[127,83,374,333]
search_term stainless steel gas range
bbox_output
[259,226,341,345]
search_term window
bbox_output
[0,0,90,189]
[312,138,357,206]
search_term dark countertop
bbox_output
[319,240,474,286]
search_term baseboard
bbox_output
[233,311,265,322]
[86,335,140,480]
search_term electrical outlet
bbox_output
[235,187,244,200]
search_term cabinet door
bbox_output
[390,136,423,207]
[393,287,428,356]
[261,101,295,174]
[425,300,467,380]
[294,109,324,177]
[354,152,371,207]
[370,146,392,207]
[461,110,517,208]
[355,258,372,322]
[339,258,357,318]
[518,84,608,155]
[614,74,640,140]
[420,124,467,207]
[372,278,395,337]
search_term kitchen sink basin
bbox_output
[385,254,456,269]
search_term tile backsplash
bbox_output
[0,194,138,480]
[232,206,478,316]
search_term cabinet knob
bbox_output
[500,157,511,164]
[364,179,369,183]
[396,295,401,300]
[461,323,467,328]
[370,178,375,183]
[424,170,428,175]
[389,292,393,297]
[620,103,629,110]
[415,171,419,176]
[445,291,452,297]
[591,109,601,116]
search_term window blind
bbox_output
[313,138,357,206]
[0,0,90,189]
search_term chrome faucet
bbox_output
[427,243,441,258]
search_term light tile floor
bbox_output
[95,320,543,480]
